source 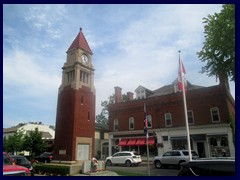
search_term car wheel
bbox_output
[125,160,132,167]
[155,160,162,169]
[105,160,112,166]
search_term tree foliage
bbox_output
[95,93,130,124]
[197,4,235,83]
[96,100,109,124]
[3,130,25,154]
[22,128,47,157]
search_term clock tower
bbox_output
[53,28,95,163]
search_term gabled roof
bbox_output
[150,79,204,97]
[135,85,153,94]
[67,28,92,54]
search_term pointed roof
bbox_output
[67,28,92,54]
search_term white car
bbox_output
[105,151,142,167]
[153,150,199,169]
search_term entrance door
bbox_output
[197,142,205,158]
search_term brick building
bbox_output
[108,80,235,158]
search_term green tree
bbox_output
[96,101,109,124]
[22,128,47,157]
[197,4,235,84]
[3,130,24,154]
[95,93,130,124]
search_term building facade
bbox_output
[53,28,96,163]
[94,123,109,160]
[108,81,235,158]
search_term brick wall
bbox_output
[54,85,95,161]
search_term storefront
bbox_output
[110,136,157,156]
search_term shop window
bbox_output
[210,138,217,146]
[220,137,228,146]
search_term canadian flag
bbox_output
[178,59,187,91]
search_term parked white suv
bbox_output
[105,151,142,167]
[153,150,199,169]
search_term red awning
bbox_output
[135,138,146,146]
[118,139,128,146]
[147,137,155,145]
[127,138,137,146]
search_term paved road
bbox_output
[106,162,180,176]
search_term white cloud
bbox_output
[3,50,61,97]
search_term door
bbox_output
[197,142,205,158]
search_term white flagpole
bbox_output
[179,50,192,161]
[146,133,150,176]
[144,103,150,176]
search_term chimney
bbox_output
[127,92,134,101]
[114,86,122,103]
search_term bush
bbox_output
[34,164,70,176]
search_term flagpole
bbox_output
[179,50,192,161]
[144,103,150,176]
[146,133,150,176]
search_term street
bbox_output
[106,162,180,176]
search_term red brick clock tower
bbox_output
[53,28,95,163]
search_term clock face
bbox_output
[82,54,88,64]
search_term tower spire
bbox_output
[67,28,92,54]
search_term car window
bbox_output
[163,151,172,157]
[120,153,131,156]
[172,151,181,156]
[113,153,119,157]
[133,152,140,156]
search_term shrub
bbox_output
[34,164,70,176]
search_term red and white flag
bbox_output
[178,59,187,91]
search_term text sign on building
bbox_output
[59,150,66,155]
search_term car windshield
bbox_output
[3,154,13,165]
[12,157,29,164]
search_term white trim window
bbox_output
[129,117,134,130]
[146,115,152,128]
[210,107,220,122]
[114,119,119,131]
[187,110,194,125]
[165,113,172,127]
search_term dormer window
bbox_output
[136,87,145,99]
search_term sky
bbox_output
[3,4,235,128]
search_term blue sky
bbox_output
[3,4,235,128]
